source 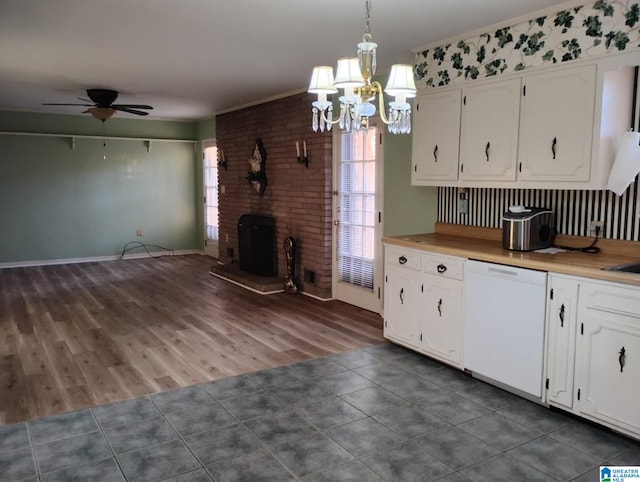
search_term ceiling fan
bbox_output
[42,89,153,121]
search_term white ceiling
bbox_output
[0,0,572,122]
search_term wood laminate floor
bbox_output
[0,255,383,425]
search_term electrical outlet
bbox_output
[589,221,603,234]
[458,188,468,215]
[136,229,144,237]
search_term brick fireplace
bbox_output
[216,93,333,299]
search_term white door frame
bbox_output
[331,121,384,314]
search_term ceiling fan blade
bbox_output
[112,106,150,116]
[42,103,94,106]
[111,104,153,110]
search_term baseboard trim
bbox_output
[209,270,285,295]
[300,291,334,302]
[0,250,205,269]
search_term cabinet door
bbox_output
[420,275,464,368]
[545,276,578,409]
[384,265,420,348]
[412,89,462,183]
[575,283,640,436]
[459,78,521,181]
[518,64,596,182]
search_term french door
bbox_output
[203,140,219,259]
[332,123,383,313]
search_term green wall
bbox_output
[383,125,438,236]
[0,103,431,264]
[0,111,206,263]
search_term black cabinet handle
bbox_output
[552,137,557,159]
[619,346,626,373]
[485,141,490,162]
[437,264,447,273]
[399,256,407,265]
[433,145,438,163]
[559,304,565,327]
[399,288,404,305]
[437,299,442,316]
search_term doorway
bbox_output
[332,123,383,313]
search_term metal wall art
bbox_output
[247,138,267,196]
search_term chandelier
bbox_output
[307,1,417,134]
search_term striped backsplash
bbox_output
[438,179,640,241]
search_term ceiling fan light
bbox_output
[85,107,117,121]
[385,64,417,98]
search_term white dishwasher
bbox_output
[464,260,547,400]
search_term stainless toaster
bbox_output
[502,207,555,251]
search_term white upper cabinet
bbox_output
[518,65,595,182]
[412,89,461,182]
[459,78,521,182]
[410,55,635,189]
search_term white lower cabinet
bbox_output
[384,264,421,348]
[575,281,640,438]
[383,247,421,349]
[419,253,464,368]
[545,275,578,409]
[383,249,640,440]
[383,245,464,368]
[545,275,640,440]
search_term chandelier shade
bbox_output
[308,66,338,95]
[333,58,366,89]
[307,1,416,134]
[385,64,417,98]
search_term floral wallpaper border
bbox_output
[415,0,640,88]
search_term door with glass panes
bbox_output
[203,141,219,259]
[332,123,383,313]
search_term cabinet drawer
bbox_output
[422,253,464,280]
[385,247,421,271]
[581,282,640,321]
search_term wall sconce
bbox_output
[218,149,228,170]
[296,140,309,168]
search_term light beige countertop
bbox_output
[383,223,640,286]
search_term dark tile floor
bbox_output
[1,343,639,482]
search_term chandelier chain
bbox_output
[364,0,372,37]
